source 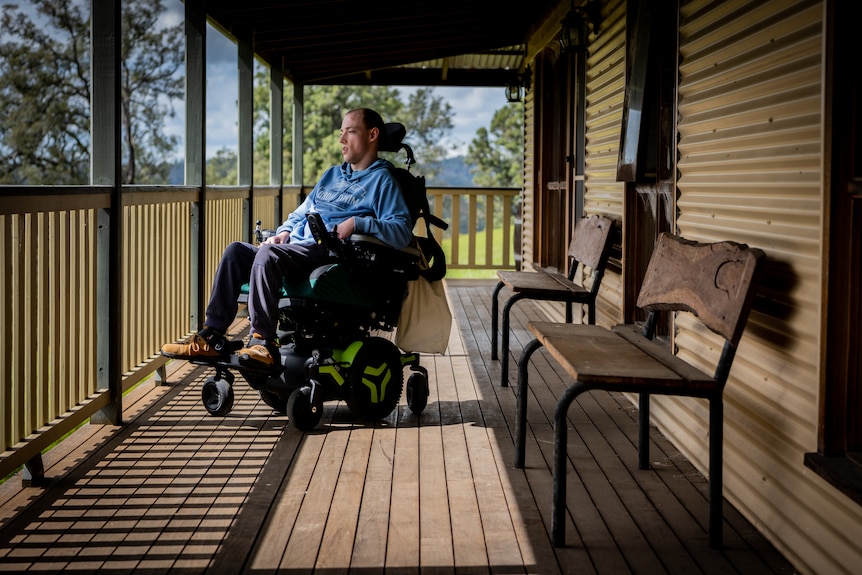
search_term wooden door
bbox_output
[822,0,862,464]
[535,48,577,272]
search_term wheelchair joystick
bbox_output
[306,212,347,259]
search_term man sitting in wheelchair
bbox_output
[161,107,412,369]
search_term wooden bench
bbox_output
[491,214,614,387]
[513,233,764,549]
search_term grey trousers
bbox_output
[204,241,333,340]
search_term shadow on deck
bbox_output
[0,280,796,574]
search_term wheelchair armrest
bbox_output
[348,234,421,258]
[348,233,386,246]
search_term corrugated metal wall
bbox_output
[662,1,862,573]
[522,75,536,268]
[584,0,626,325]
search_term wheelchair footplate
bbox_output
[188,341,285,417]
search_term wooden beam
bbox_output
[90,0,122,426]
[238,39,254,240]
[186,0,206,332]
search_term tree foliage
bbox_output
[0,0,183,185]
[119,0,184,184]
[393,88,454,171]
[466,102,524,188]
[224,77,455,186]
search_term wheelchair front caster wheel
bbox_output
[406,372,428,414]
[287,386,322,431]
[202,375,234,416]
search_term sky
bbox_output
[188,20,504,160]
[1,0,508,161]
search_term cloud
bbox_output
[443,87,503,155]
[399,86,505,157]
[204,28,239,156]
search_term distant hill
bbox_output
[167,155,478,187]
[425,155,475,187]
[168,161,183,185]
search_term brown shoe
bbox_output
[161,327,228,361]
[238,335,280,370]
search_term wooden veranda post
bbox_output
[186,0,207,333]
[90,0,123,427]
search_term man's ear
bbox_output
[368,127,379,142]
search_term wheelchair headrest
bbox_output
[379,123,406,153]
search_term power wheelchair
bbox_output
[196,123,448,431]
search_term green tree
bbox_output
[467,102,524,188]
[391,88,454,179]
[301,85,404,183]
[206,148,238,185]
[243,78,454,186]
[251,63,287,186]
[119,0,184,184]
[0,0,183,185]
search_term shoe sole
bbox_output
[160,350,225,362]
[237,353,274,367]
[160,341,242,361]
[237,353,282,376]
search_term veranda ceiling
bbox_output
[204,0,559,86]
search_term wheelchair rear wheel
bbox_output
[344,337,404,421]
[258,389,288,414]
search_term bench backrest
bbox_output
[567,215,615,291]
[637,233,764,347]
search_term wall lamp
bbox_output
[560,0,602,53]
[505,66,532,103]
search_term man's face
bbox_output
[339,111,378,167]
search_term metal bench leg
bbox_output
[709,394,724,549]
[491,281,504,360]
[500,293,526,387]
[638,392,651,470]
[514,338,543,469]
[552,382,591,547]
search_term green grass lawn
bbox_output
[440,225,516,280]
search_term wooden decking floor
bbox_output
[0,280,797,574]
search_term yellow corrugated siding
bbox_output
[661,1,862,573]
[522,83,536,266]
[584,0,626,220]
[584,0,626,326]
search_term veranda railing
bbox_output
[0,184,518,482]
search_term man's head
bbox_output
[340,108,384,171]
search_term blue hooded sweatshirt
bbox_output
[277,158,413,249]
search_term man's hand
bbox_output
[265,231,290,245]
[334,217,355,240]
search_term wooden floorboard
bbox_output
[0,281,797,574]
